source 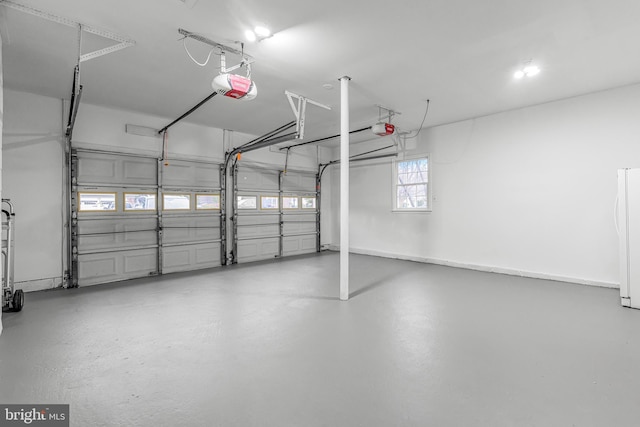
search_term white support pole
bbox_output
[339,76,351,301]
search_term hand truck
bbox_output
[2,199,23,312]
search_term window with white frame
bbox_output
[124,193,156,211]
[282,196,299,209]
[78,192,117,212]
[163,193,191,211]
[237,195,257,210]
[393,156,430,211]
[196,194,220,210]
[301,197,316,209]
[260,196,279,210]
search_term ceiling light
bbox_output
[523,65,540,76]
[514,61,541,79]
[245,25,273,42]
[254,26,271,38]
[244,29,257,42]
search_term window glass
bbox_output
[237,195,257,210]
[124,193,156,211]
[283,196,299,209]
[395,157,429,210]
[261,196,279,210]
[301,197,316,209]
[196,194,220,210]
[78,192,116,212]
[163,193,191,210]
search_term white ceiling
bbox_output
[3,0,640,142]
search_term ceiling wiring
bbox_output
[182,37,221,67]
[403,99,430,140]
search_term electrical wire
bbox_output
[182,38,220,67]
[404,99,430,139]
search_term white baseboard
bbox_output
[11,251,620,292]
[15,277,64,293]
[329,246,619,289]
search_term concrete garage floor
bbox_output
[1,252,640,426]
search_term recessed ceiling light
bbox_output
[514,61,541,79]
[322,83,334,90]
[254,26,271,38]
[523,65,540,76]
[244,29,257,42]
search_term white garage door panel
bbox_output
[163,160,220,189]
[123,160,157,182]
[237,238,279,263]
[163,228,220,244]
[74,150,226,287]
[237,212,279,240]
[78,248,157,286]
[233,166,319,265]
[124,252,158,273]
[237,168,279,191]
[77,153,157,186]
[78,217,157,234]
[283,222,316,234]
[281,171,317,259]
[283,238,300,253]
[79,257,116,278]
[162,215,220,244]
[283,213,316,233]
[78,158,116,181]
[237,215,279,226]
[163,242,221,273]
[283,236,316,256]
[195,165,220,187]
[300,236,317,250]
[78,216,157,252]
[237,224,279,239]
[282,173,316,192]
[196,245,220,264]
[78,231,157,252]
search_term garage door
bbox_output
[71,149,222,287]
[281,170,318,257]
[232,165,318,264]
[160,159,222,274]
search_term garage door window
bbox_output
[301,197,316,209]
[78,192,117,212]
[261,196,279,210]
[124,193,156,211]
[283,196,299,209]
[237,195,257,210]
[196,194,220,210]
[163,194,191,211]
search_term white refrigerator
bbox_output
[618,168,640,309]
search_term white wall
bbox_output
[338,83,640,288]
[3,91,64,292]
[3,90,331,291]
[73,103,225,160]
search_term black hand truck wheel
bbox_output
[12,289,24,312]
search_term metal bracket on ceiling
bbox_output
[1,0,135,140]
[285,91,331,140]
[376,104,401,123]
[179,28,251,59]
[0,0,135,63]
[178,28,254,76]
